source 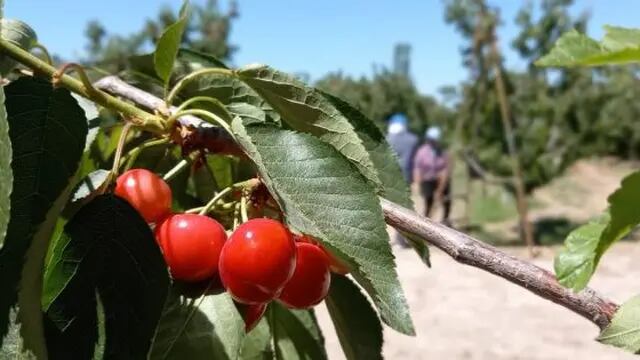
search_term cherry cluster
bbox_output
[114,168,349,331]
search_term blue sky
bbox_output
[5,1,639,96]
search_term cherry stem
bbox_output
[198,187,233,216]
[233,202,240,230]
[165,67,235,106]
[166,96,231,128]
[240,195,249,223]
[122,137,170,171]
[171,108,236,141]
[104,122,133,190]
[162,152,199,182]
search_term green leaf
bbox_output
[320,92,412,208]
[232,122,414,335]
[150,289,245,359]
[269,303,326,360]
[237,65,381,188]
[600,171,640,254]
[43,194,170,359]
[154,1,189,84]
[597,295,640,353]
[178,47,229,69]
[536,26,640,67]
[240,319,273,360]
[0,76,87,348]
[325,275,383,360]
[180,72,280,124]
[0,86,10,249]
[554,215,608,291]
[0,19,37,75]
[555,171,640,291]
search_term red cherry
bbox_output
[295,235,350,275]
[278,242,331,309]
[115,169,172,223]
[155,214,226,282]
[242,303,267,332]
[219,218,296,304]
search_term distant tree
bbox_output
[83,0,238,73]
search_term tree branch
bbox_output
[381,198,618,330]
[94,76,242,155]
[95,75,619,330]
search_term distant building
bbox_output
[393,43,411,78]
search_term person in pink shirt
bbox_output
[413,126,452,226]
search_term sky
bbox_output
[4,1,639,96]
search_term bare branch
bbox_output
[381,198,618,330]
[95,75,619,330]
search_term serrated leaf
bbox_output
[0,86,10,249]
[554,215,608,291]
[325,275,383,360]
[43,194,169,359]
[154,1,189,84]
[0,19,37,75]
[240,319,273,360]
[600,171,640,254]
[17,179,78,359]
[207,154,235,190]
[0,76,87,349]
[232,121,414,335]
[555,171,640,291]
[320,92,412,208]
[150,290,245,359]
[180,73,280,124]
[237,65,381,188]
[537,26,640,67]
[269,303,326,360]
[597,295,640,353]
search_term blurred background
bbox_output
[6,1,639,358]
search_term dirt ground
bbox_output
[315,159,640,359]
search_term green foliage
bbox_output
[0,77,87,350]
[598,295,640,353]
[0,86,9,249]
[268,303,326,360]
[600,171,640,252]
[154,2,189,84]
[537,26,640,67]
[83,0,237,72]
[232,122,414,335]
[555,171,640,291]
[43,194,169,358]
[149,290,245,359]
[237,65,382,189]
[240,319,273,359]
[554,214,608,291]
[325,275,383,360]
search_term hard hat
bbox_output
[425,126,441,140]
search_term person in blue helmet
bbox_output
[386,113,419,248]
[386,113,419,182]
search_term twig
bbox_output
[380,198,618,330]
[94,75,620,330]
[94,76,241,155]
